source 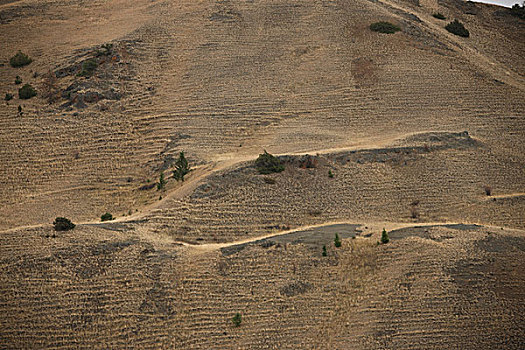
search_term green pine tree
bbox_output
[157,172,166,190]
[173,151,190,181]
[334,233,342,248]
[381,228,390,244]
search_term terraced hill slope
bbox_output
[0,0,524,348]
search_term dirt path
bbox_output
[173,220,524,254]
[0,130,490,234]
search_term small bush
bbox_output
[5,93,13,101]
[14,76,22,84]
[484,185,492,196]
[370,21,401,34]
[255,150,284,174]
[18,84,37,99]
[157,172,166,190]
[232,313,242,327]
[18,105,22,113]
[9,51,32,68]
[445,19,469,37]
[173,151,190,181]
[334,233,342,248]
[77,59,98,77]
[381,228,390,244]
[328,170,334,178]
[511,3,525,20]
[101,212,114,221]
[432,12,446,20]
[322,245,327,257]
[53,217,75,231]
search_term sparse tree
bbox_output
[232,312,242,327]
[381,228,390,244]
[53,217,75,231]
[173,151,190,181]
[157,172,167,190]
[255,150,284,174]
[334,233,342,248]
[101,212,113,222]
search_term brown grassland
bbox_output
[0,0,524,348]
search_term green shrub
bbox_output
[173,151,190,181]
[511,3,525,20]
[445,19,469,37]
[18,84,37,99]
[157,172,166,190]
[255,150,284,174]
[5,93,13,101]
[322,245,327,256]
[9,51,32,68]
[53,217,75,231]
[232,313,242,327]
[334,233,342,248]
[381,228,390,244]
[14,76,22,84]
[432,12,446,20]
[370,21,401,34]
[328,170,334,178]
[101,212,114,221]
[77,59,98,77]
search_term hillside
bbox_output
[0,0,524,348]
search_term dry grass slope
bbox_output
[0,0,524,348]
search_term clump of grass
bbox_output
[77,59,98,77]
[370,21,401,34]
[232,313,242,327]
[10,51,32,68]
[5,93,13,101]
[255,150,284,174]
[334,233,342,248]
[18,83,37,99]
[53,217,75,231]
[14,76,22,85]
[381,228,390,244]
[445,19,469,37]
[432,12,446,20]
[100,212,114,222]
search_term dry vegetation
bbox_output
[0,0,524,348]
